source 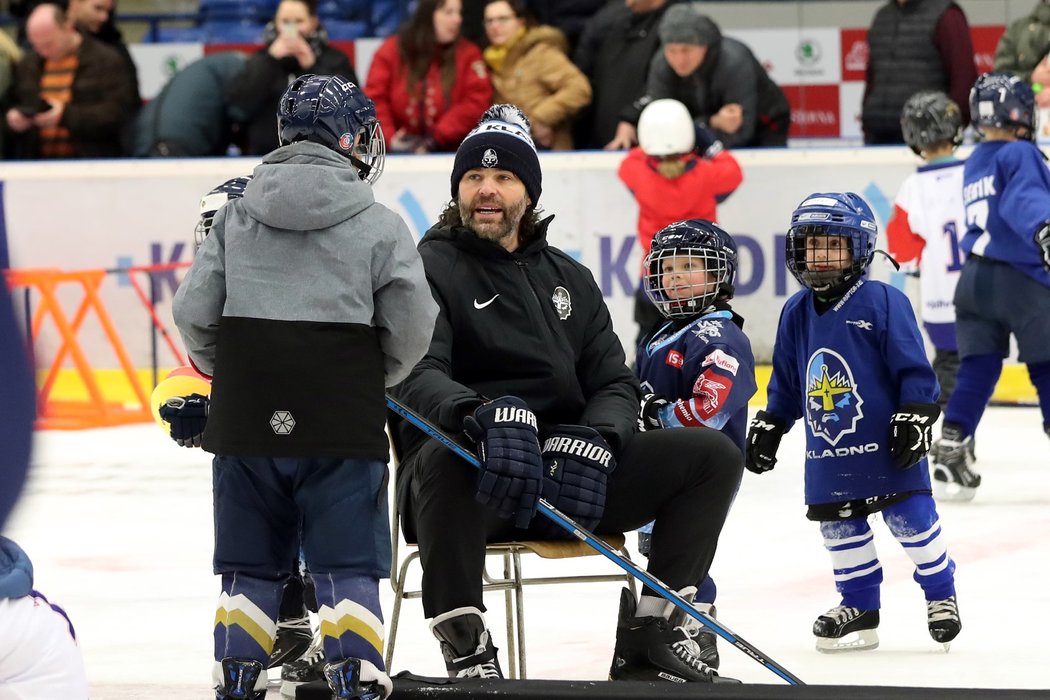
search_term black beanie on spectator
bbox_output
[658,5,719,47]
[451,104,542,205]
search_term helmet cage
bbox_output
[643,221,737,319]
[786,223,873,292]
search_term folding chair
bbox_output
[384,425,637,679]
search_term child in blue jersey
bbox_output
[934,71,1050,501]
[634,219,756,669]
[745,192,961,653]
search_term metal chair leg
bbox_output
[512,548,526,679]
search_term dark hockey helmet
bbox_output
[786,192,877,294]
[194,175,251,249]
[900,90,963,156]
[969,71,1036,140]
[643,219,738,319]
[277,74,386,183]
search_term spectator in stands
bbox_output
[0,32,23,158]
[4,3,136,159]
[365,0,492,154]
[133,52,246,157]
[67,0,140,104]
[525,0,609,56]
[611,5,790,149]
[482,0,591,150]
[574,0,677,151]
[861,0,976,145]
[226,0,358,156]
[994,0,1050,109]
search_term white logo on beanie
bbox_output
[481,148,498,167]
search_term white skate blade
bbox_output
[815,629,879,653]
[933,480,977,502]
[942,642,951,653]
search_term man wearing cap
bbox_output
[609,4,790,149]
[390,104,742,684]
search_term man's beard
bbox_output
[460,194,527,244]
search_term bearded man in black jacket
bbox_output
[391,104,743,686]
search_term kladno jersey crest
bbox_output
[805,348,864,447]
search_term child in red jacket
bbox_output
[618,98,743,342]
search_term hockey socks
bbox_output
[312,573,386,673]
[214,572,284,664]
[943,354,1002,437]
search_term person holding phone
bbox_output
[226,0,359,156]
[5,3,136,159]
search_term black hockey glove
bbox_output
[638,393,670,432]
[745,410,786,474]
[158,393,209,448]
[889,402,941,469]
[537,425,616,534]
[463,396,543,529]
[1036,221,1050,273]
[694,122,724,159]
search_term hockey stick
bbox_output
[386,395,804,686]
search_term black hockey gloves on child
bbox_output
[158,393,209,448]
[745,410,786,474]
[889,402,941,469]
[538,425,616,533]
[694,123,724,159]
[463,396,544,529]
[638,393,670,432]
[1036,221,1050,272]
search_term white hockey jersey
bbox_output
[886,158,966,326]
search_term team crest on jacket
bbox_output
[552,286,572,320]
[481,148,498,168]
[804,349,863,447]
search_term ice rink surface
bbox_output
[5,405,1049,698]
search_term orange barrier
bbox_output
[3,264,190,430]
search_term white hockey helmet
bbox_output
[638,99,695,156]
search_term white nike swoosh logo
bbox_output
[474,294,499,309]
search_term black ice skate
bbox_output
[214,657,266,700]
[323,657,392,700]
[608,587,738,684]
[932,424,980,502]
[429,606,504,679]
[813,605,879,653]
[681,603,720,670]
[280,634,325,698]
[927,596,961,652]
[268,612,314,669]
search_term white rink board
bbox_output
[0,147,942,364]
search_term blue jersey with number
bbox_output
[962,139,1050,288]
[635,309,757,453]
[765,279,938,505]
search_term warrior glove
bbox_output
[889,402,941,469]
[1036,221,1050,273]
[745,410,786,474]
[463,396,543,529]
[638,393,670,432]
[158,393,209,448]
[538,425,616,533]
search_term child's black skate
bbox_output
[214,657,266,700]
[678,603,719,669]
[813,605,879,653]
[927,595,961,651]
[608,588,738,684]
[429,606,504,679]
[323,657,392,700]
[268,613,314,669]
[280,634,325,698]
[932,424,980,501]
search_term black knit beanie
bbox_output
[451,104,542,204]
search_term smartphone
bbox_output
[280,21,298,37]
[15,98,51,117]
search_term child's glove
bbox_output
[745,410,786,474]
[537,425,616,533]
[158,393,209,448]
[888,402,941,469]
[694,123,724,159]
[463,396,543,529]
[638,393,669,431]
[1036,222,1050,272]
